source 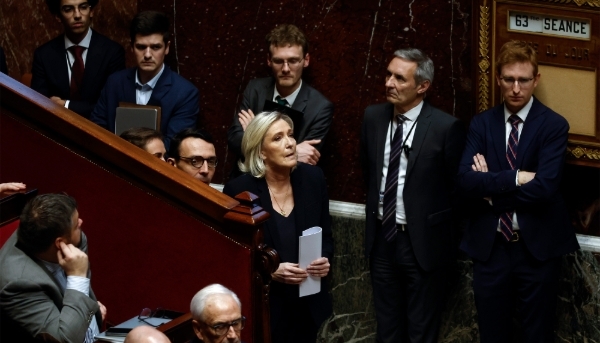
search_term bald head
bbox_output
[123,326,170,343]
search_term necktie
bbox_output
[499,115,522,241]
[381,115,408,241]
[275,95,289,107]
[69,46,85,100]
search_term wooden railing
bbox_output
[0,73,279,343]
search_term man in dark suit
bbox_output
[0,194,105,343]
[458,41,579,342]
[90,11,199,151]
[360,48,465,342]
[227,24,333,169]
[31,0,125,118]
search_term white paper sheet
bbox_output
[299,226,322,297]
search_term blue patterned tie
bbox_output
[499,115,521,240]
[381,115,408,241]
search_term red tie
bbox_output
[499,115,522,241]
[69,46,85,100]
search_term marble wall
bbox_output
[138,0,474,203]
[0,1,137,79]
[325,215,600,343]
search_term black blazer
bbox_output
[360,102,466,272]
[227,77,334,157]
[223,163,333,326]
[458,98,579,262]
[31,29,125,118]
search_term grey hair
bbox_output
[393,48,434,85]
[190,284,241,321]
[239,111,294,178]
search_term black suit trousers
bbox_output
[370,223,447,343]
[472,234,561,343]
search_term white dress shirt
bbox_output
[377,101,423,224]
[273,80,302,107]
[135,64,165,105]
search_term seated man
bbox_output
[190,284,244,343]
[167,128,217,184]
[31,0,125,118]
[227,24,333,172]
[0,194,105,343]
[90,10,199,150]
[123,326,170,343]
[120,127,167,161]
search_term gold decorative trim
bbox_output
[538,0,600,8]
[478,3,491,112]
[567,145,600,160]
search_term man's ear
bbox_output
[266,53,272,67]
[416,80,431,94]
[303,53,310,67]
[165,41,171,55]
[167,158,177,167]
[54,237,66,250]
[192,320,204,340]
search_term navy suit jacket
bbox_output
[223,163,333,327]
[360,102,466,271]
[90,66,199,150]
[458,97,579,262]
[227,77,334,157]
[31,30,125,118]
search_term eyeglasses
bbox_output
[178,156,218,169]
[206,316,246,336]
[270,58,304,68]
[499,77,534,88]
[61,3,91,15]
[138,308,168,327]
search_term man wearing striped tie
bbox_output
[360,48,466,343]
[458,40,579,342]
[0,194,105,343]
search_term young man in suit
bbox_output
[90,11,199,151]
[0,194,105,343]
[168,128,217,185]
[227,24,333,170]
[360,48,465,342]
[31,0,125,118]
[458,40,579,342]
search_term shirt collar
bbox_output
[64,28,92,50]
[395,100,423,123]
[40,259,62,274]
[503,96,533,123]
[273,80,302,106]
[136,64,165,89]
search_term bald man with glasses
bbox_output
[190,284,245,343]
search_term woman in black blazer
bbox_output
[223,111,333,343]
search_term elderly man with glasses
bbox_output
[167,128,217,185]
[227,24,334,174]
[190,284,245,343]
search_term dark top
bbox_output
[272,209,296,263]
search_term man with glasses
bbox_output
[91,11,199,151]
[458,40,579,342]
[31,0,125,118]
[227,24,333,172]
[190,284,244,343]
[168,128,217,184]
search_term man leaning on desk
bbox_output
[0,194,106,343]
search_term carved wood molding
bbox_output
[567,144,600,160]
